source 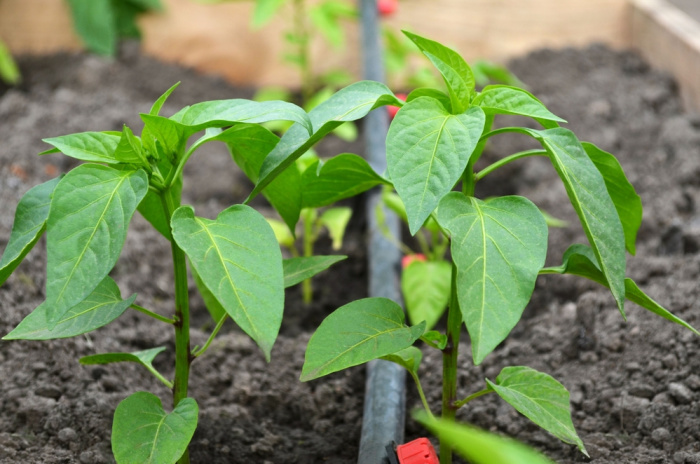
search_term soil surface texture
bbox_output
[1,43,700,464]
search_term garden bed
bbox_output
[1,43,699,464]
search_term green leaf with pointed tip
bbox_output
[45,165,148,328]
[486,366,587,455]
[112,392,198,464]
[381,346,422,376]
[414,411,557,464]
[113,125,148,166]
[301,154,389,208]
[301,298,426,381]
[518,127,626,315]
[437,194,548,364]
[406,88,451,112]
[473,85,566,126]
[318,207,352,250]
[250,81,402,201]
[421,330,447,350]
[192,265,226,323]
[0,177,61,285]
[42,132,121,164]
[283,255,347,288]
[4,276,135,340]
[0,39,20,85]
[150,82,181,116]
[387,97,485,234]
[140,114,187,161]
[81,346,172,387]
[252,0,285,27]
[402,259,451,330]
[543,244,699,335]
[66,0,116,56]
[171,205,284,361]
[403,30,475,110]
[582,142,642,255]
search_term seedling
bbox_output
[0,84,355,463]
[300,31,700,462]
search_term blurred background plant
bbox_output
[0,38,20,84]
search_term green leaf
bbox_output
[252,0,285,27]
[149,82,181,116]
[140,114,187,161]
[406,88,451,112]
[3,276,135,340]
[380,346,422,375]
[137,173,182,241]
[520,127,626,315]
[81,347,172,387]
[473,85,566,126]
[403,31,475,112]
[310,4,343,49]
[42,132,121,164]
[45,165,148,327]
[582,142,642,255]
[387,97,485,234]
[421,330,447,350]
[486,366,587,455]
[543,244,700,335]
[415,411,557,464]
[66,0,117,56]
[112,392,198,464]
[318,207,352,250]
[301,154,389,208]
[437,194,548,364]
[171,205,284,361]
[0,177,61,285]
[126,0,163,10]
[250,81,402,201]
[113,126,148,166]
[283,255,347,288]
[0,38,20,85]
[192,265,226,323]
[266,217,295,249]
[112,0,143,39]
[301,298,425,381]
[402,260,451,330]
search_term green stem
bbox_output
[440,263,462,464]
[474,149,547,181]
[301,208,316,304]
[192,314,229,358]
[293,0,313,103]
[130,304,177,325]
[160,190,192,464]
[410,371,435,418]
[453,388,493,409]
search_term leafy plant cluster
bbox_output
[2,27,698,464]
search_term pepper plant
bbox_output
[0,83,363,463]
[297,31,700,462]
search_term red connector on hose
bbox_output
[387,438,439,464]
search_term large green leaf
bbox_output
[543,244,699,335]
[582,142,642,255]
[473,85,565,126]
[403,31,474,112]
[387,97,485,234]
[486,366,587,455]
[66,0,117,56]
[415,412,557,464]
[4,276,135,340]
[0,177,61,285]
[112,391,198,464]
[45,165,148,327]
[171,205,284,360]
[301,298,425,381]
[192,265,226,323]
[301,154,389,208]
[437,194,548,364]
[250,81,402,201]
[41,132,121,164]
[402,259,451,330]
[283,255,347,288]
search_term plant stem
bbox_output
[474,149,547,181]
[410,371,434,418]
[440,262,462,464]
[192,314,229,358]
[293,0,313,103]
[302,208,315,304]
[453,388,493,409]
[130,304,177,325]
[160,190,192,464]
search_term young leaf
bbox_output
[387,97,485,235]
[4,276,135,340]
[112,392,198,464]
[421,330,448,350]
[0,177,61,285]
[45,165,148,327]
[113,125,148,166]
[42,132,121,164]
[0,39,20,85]
[140,114,187,161]
[301,298,426,381]
[406,88,452,113]
[403,31,475,112]
[402,259,451,330]
[414,412,557,464]
[486,366,587,455]
[543,244,699,335]
[137,173,182,241]
[472,85,566,126]
[381,346,423,376]
[283,255,347,288]
[250,80,403,201]
[437,194,548,364]
[66,0,117,56]
[149,81,181,116]
[301,154,389,208]
[319,207,352,250]
[80,346,168,380]
[171,205,284,361]
[582,142,642,255]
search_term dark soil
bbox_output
[1,42,700,464]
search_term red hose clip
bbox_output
[386,438,439,464]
